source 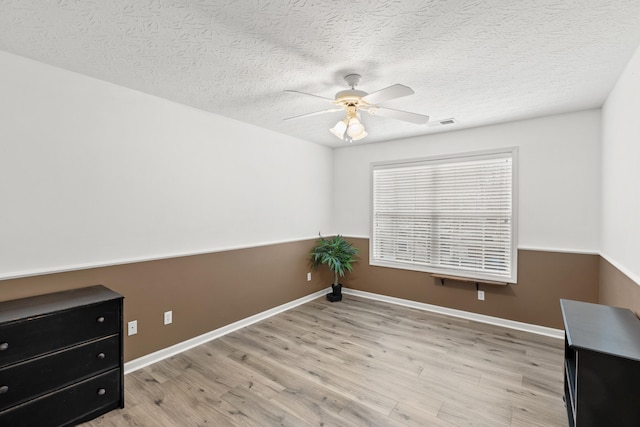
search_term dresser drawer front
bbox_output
[0,335,120,411]
[0,300,120,368]
[0,368,121,427]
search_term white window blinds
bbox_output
[371,150,517,283]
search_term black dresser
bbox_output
[0,285,124,426]
[561,299,640,427]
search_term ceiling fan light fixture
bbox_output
[330,109,367,142]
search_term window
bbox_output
[371,149,517,283]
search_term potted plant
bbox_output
[309,235,359,302]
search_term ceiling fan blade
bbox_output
[368,106,429,124]
[284,90,334,102]
[283,108,343,121]
[361,84,414,105]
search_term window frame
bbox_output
[369,148,518,283]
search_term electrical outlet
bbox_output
[128,320,138,336]
[478,290,485,301]
[164,310,172,325]
[307,272,312,281]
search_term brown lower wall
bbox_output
[3,237,636,364]
[0,239,331,362]
[344,238,599,330]
[599,257,640,316]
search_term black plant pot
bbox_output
[326,284,343,302]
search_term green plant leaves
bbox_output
[309,235,359,285]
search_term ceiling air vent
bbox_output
[428,118,457,127]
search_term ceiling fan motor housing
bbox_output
[334,89,369,107]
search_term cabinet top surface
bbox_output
[0,285,123,323]
[561,299,640,361]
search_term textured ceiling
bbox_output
[1,0,640,147]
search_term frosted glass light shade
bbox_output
[346,117,365,138]
[330,120,347,139]
[352,130,368,141]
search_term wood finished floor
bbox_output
[82,295,568,426]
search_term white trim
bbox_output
[0,236,322,281]
[124,288,330,374]
[518,246,599,255]
[600,251,640,287]
[341,288,564,339]
[0,242,602,282]
[342,235,370,240]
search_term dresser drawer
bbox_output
[0,300,120,368]
[0,368,121,427]
[0,335,120,411]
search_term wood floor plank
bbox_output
[390,399,452,427]
[82,295,567,426]
[225,348,349,419]
[219,385,309,427]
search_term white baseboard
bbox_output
[342,288,565,339]
[124,288,330,374]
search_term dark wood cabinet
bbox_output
[561,299,640,427]
[0,285,124,426]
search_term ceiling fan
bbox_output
[284,74,429,143]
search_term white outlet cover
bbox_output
[478,290,485,301]
[128,320,138,336]
[164,311,172,325]
[307,272,311,281]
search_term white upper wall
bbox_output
[333,110,601,253]
[0,51,333,279]
[601,43,640,284]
